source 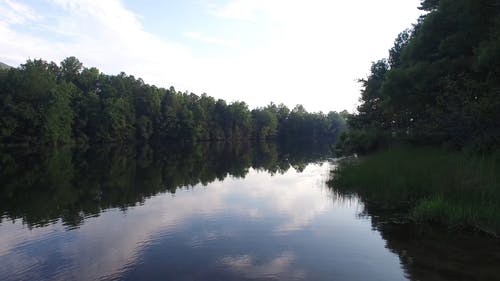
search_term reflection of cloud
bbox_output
[221,252,305,280]
[272,185,331,234]
[236,163,333,234]
[188,230,219,248]
[56,186,234,281]
[0,219,61,256]
[0,186,233,281]
[0,162,332,280]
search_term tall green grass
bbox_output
[329,147,500,236]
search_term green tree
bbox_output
[60,56,83,83]
[251,107,278,140]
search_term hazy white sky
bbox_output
[0,0,423,112]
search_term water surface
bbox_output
[0,142,498,281]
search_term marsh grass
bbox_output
[329,147,500,236]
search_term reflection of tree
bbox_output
[327,187,500,281]
[0,141,332,229]
[377,222,500,281]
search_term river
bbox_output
[0,142,498,281]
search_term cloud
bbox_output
[214,0,265,20]
[183,31,240,48]
[0,0,195,90]
[206,0,423,111]
[0,0,423,113]
[0,0,39,25]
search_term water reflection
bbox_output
[0,141,408,281]
[329,178,500,281]
[3,142,497,281]
[0,141,332,229]
[220,252,306,280]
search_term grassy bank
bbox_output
[329,147,500,236]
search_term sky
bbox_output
[0,0,423,112]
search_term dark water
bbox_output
[0,142,499,281]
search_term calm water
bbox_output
[0,142,499,281]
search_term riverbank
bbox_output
[328,147,500,237]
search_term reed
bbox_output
[329,147,500,235]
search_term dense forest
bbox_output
[341,0,500,152]
[0,58,347,145]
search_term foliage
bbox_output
[0,58,346,145]
[341,0,500,152]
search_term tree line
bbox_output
[0,57,347,145]
[340,0,500,152]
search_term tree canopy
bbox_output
[342,0,500,152]
[0,57,347,145]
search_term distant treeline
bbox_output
[341,0,500,152]
[0,57,347,145]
